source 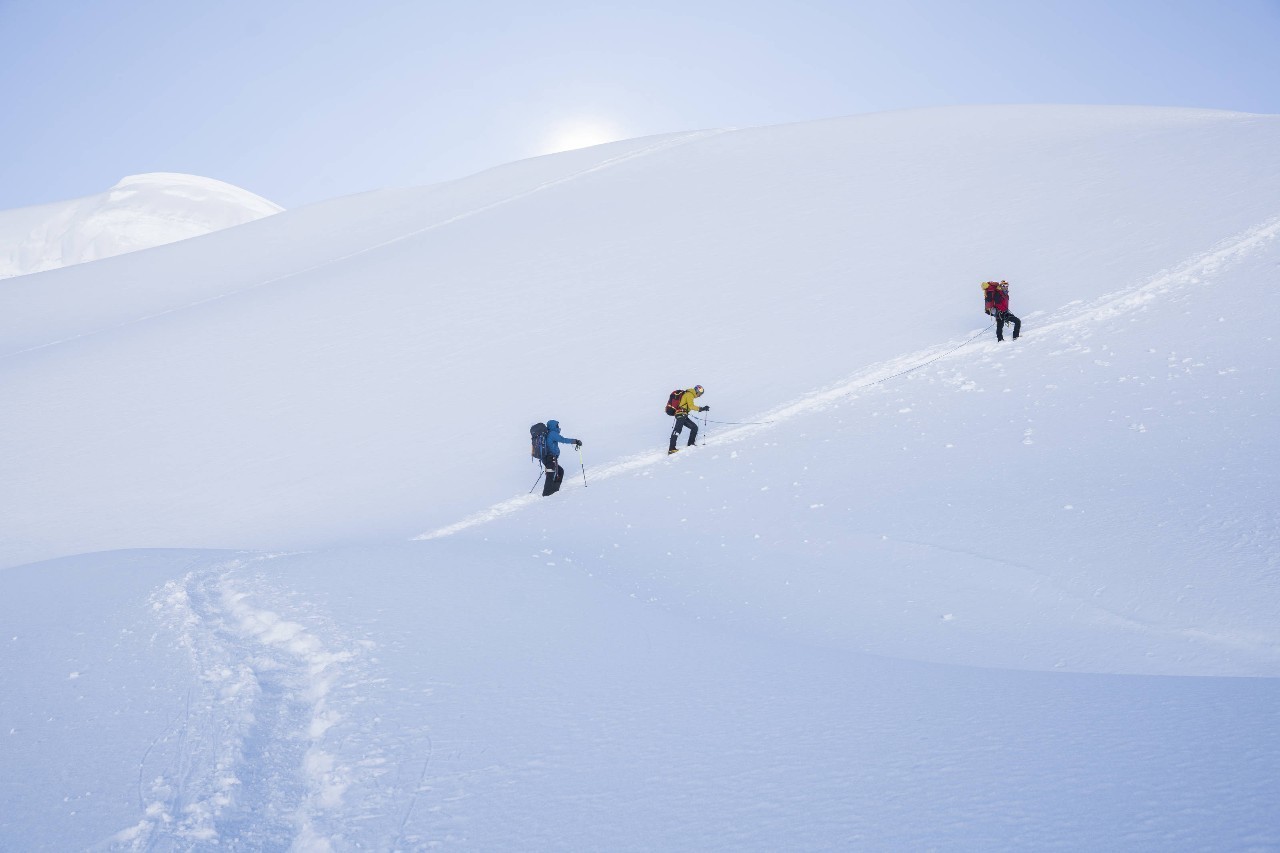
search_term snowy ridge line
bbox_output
[3,129,727,361]
[1035,214,1280,332]
[111,555,364,851]
[414,215,1280,542]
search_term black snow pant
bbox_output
[670,414,699,451]
[541,456,565,496]
[996,310,1021,341]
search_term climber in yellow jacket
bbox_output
[665,385,709,454]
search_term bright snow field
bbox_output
[1,105,1278,851]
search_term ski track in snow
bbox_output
[6,129,727,362]
[416,215,1280,542]
[108,555,384,852]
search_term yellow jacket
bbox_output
[675,388,705,415]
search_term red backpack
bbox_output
[983,281,1008,315]
[664,389,685,416]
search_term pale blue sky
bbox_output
[2,0,1278,210]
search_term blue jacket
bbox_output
[544,420,578,460]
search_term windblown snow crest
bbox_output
[0,173,281,278]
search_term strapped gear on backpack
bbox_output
[665,389,685,417]
[530,422,549,463]
[982,280,1009,316]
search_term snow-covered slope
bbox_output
[0,172,281,278]
[2,106,1277,571]
[1,106,1279,850]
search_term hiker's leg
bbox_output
[1008,312,1021,339]
[686,416,699,446]
[669,417,683,452]
[544,462,564,495]
[996,312,1006,341]
[542,457,559,495]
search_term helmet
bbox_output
[694,385,705,396]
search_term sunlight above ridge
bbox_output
[540,118,624,154]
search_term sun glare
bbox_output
[542,119,623,155]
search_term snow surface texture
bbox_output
[0,173,281,278]
[1,106,1279,850]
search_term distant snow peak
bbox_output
[107,172,281,216]
[0,172,282,278]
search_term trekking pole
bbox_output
[702,411,709,444]
[577,446,588,486]
[529,469,545,494]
